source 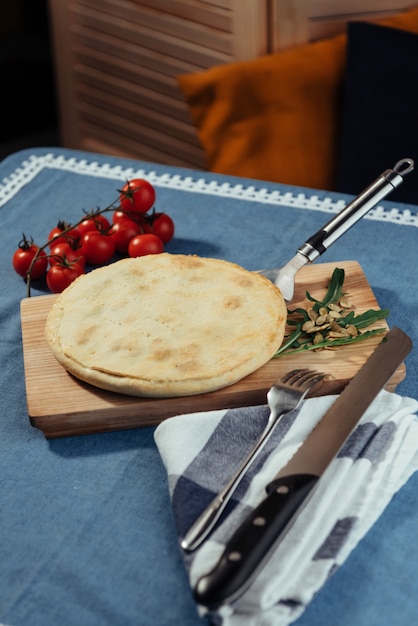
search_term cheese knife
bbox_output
[194,326,412,610]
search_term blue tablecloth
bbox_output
[0,148,417,626]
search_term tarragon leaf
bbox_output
[305,267,346,310]
[340,308,389,329]
[275,328,387,357]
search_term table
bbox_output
[1,148,417,626]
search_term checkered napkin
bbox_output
[154,390,418,626]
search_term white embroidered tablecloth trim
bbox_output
[1,153,417,228]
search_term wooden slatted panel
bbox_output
[270,0,418,49]
[49,0,269,168]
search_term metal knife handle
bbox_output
[298,157,414,262]
[194,473,319,610]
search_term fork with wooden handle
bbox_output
[181,369,326,552]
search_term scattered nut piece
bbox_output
[346,324,359,337]
[313,332,324,345]
[316,323,331,331]
[316,314,328,325]
[302,320,316,332]
[328,310,341,319]
[308,308,318,322]
[305,325,320,334]
[328,303,342,312]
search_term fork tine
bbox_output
[281,369,326,391]
[280,368,309,383]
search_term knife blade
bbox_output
[194,327,412,610]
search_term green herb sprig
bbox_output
[274,268,389,358]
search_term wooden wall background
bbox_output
[48,0,417,169]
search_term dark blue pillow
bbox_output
[336,21,418,205]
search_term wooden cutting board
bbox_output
[20,261,405,438]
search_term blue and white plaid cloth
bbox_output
[154,389,418,626]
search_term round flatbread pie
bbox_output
[45,253,287,397]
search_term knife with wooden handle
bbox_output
[194,327,412,610]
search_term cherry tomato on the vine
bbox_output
[77,213,111,236]
[113,209,153,231]
[48,223,81,249]
[13,240,48,280]
[92,213,110,231]
[68,218,96,237]
[13,179,174,296]
[109,218,142,254]
[151,213,175,244]
[49,241,86,268]
[113,208,137,224]
[119,178,156,214]
[80,231,116,265]
[128,233,164,258]
[46,261,85,293]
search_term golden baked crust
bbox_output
[45,253,286,397]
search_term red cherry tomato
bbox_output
[112,208,137,224]
[46,261,85,293]
[112,209,153,232]
[109,218,142,254]
[48,223,81,249]
[49,241,86,268]
[12,239,48,280]
[93,213,110,231]
[151,213,175,244]
[77,214,111,236]
[128,234,164,257]
[80,231,116,265]
[74,218,97,237]
[119,178,156,214]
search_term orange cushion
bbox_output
[178,6,418,191]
